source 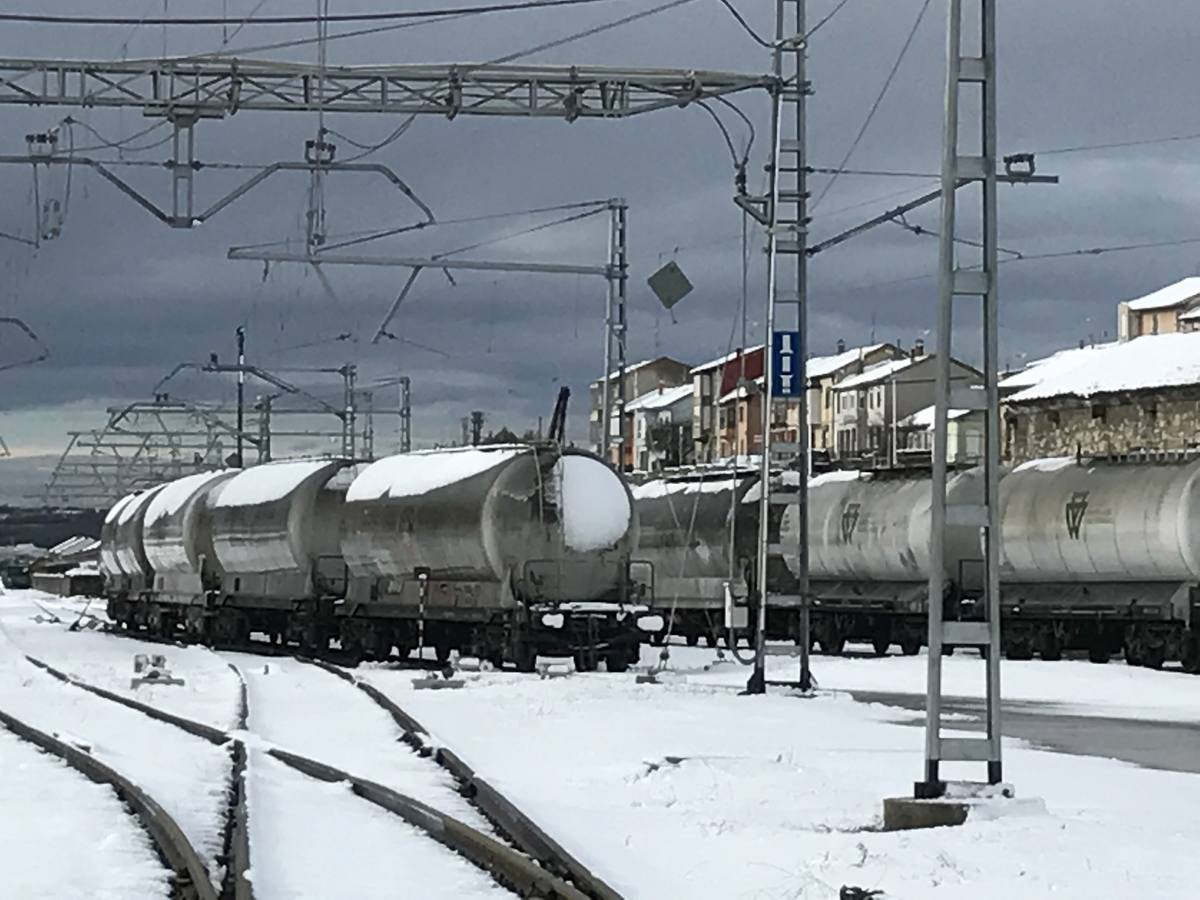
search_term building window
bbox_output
[1147,403,1158,420]
[1047,410,1060,426]
[738,404,745,423]
[1091,404,1106,421]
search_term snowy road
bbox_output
[850,690,1200,774]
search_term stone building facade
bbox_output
[1005,391,1200,464]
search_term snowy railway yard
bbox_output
[2,590,1199,900]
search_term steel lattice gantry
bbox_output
[0,56,772,471]
[0,58,771,119]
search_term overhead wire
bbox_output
[805,0,852,39]
[0,1,629,27]
[715,0,773,48]
[810,0,932,212]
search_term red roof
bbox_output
[717,347,764,397]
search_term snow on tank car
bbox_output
[340,444,651,671]
[780,468,985,655]
[205,457,351,647]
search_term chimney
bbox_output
[836,338,846,353]
[911,337,925,359]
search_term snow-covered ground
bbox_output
[4,589,1199,899]
[360,660,1200,899]
[0,726,171,900]
[0,591,241,731]
[227,652,490,829]
[661,643,1200,723]
[244,747,514,900]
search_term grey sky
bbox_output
[1,1,1198,495]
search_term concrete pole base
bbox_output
[882,797,970,831]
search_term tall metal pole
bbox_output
[792,0,812,694]
[602,199,629,470]
[920,0,1003,797]
[235,326,246,467]
[748,9,787,695]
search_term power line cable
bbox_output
[806,0,852,39]
[810,0,932,212]
[0,0,627,27]
[1033,131,1200,156]
[715,0,773,48]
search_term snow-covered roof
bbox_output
[807,343,889,379]
[1008,332,1200,402]
[1124,277,1200,311]
[47,535,98,557]
[347,445,525,502]
[213,458,345,509]
[898,405,974,430]
[834,356,922,390]
[593,357,689,384]
[999,344,1113,392]
[718,378,761,404]
[689,345,763,375]
[625,383,693,413]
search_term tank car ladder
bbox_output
[920,0,1005,797]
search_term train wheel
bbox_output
[1182,635,1200,675]
[1038,632,1063,662]
[605,647,631,673]
[704,633,717,649]
[899,636,921,656]
[871,637,890,657]
[1005,641,1033,661]
[434,641,453,665]
[513,642,538,674]
[1141,645,1166,670]
[1087,641,1110,664]
[819,635,845,656]
[573,649,598,673]
[685,633,699,647]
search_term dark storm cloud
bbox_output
[1,0,1200,465]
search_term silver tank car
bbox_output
[999,457,1200,583]
[997,457,1200,664]
[340,444,647,671]
[101,484,167,588]
[209,458,350,599]
[793,469,984,585]
[778,468,984,655]
[630,470,795,645]
[342,445,636,606]
[142,469,238,602]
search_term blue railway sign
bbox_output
[771,330,803,397]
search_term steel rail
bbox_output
[27,654,583,899]
[0,703,218,900]
[307,658,623,900]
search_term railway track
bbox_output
[24,652,590,899]
[0,699,220,900]
[304,657,624,900]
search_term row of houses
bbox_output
[589,339,985,471]
[590,277,1200,471]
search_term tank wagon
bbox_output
[632,457,1200,671]
[631,469,796,647]
[102,445,656,671]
